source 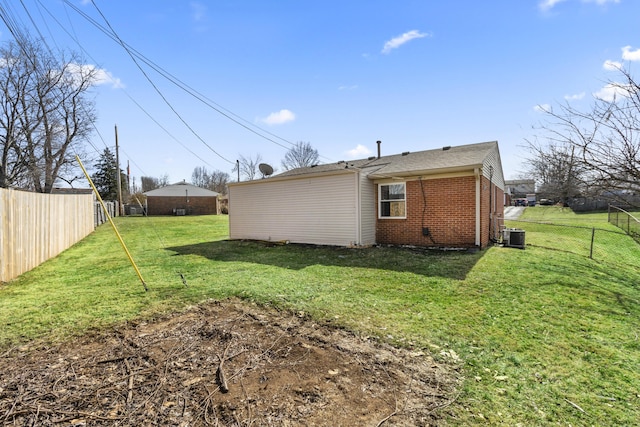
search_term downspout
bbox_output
[475,168,481,247]
[489,165,494,243]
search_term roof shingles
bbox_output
[276,141,498,179]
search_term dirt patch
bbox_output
[0,299,458,426]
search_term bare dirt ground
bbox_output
[0,299,458,426]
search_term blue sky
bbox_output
[1,0,639,184]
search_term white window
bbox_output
[379,183,406,218]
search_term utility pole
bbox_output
[115,125,125,216]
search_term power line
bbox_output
[59,0,302,152]
[7,1,335,169]
[88,0,234,165]
[29,0,215,172]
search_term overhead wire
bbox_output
[64,2,199,286]
[0,1,186,288]
[6,0,336,173]
[57,0,334,159]
[25,0,58,51]
[28,0,336,167]
[87,0,234,165]
[34,0,218,174]
[120,90,218,170]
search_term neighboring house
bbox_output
[228,141,505,249]
[51,187,95,196]
[505,179,535,197]
[505,179,536,206]
[143,181,219,215]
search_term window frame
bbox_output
[378,182,407,219]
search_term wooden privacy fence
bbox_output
[95,200,119,227]
[0,188,95,282]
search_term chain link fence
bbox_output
[608,205,640,243]
[502,220,632,262]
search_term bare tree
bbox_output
[191,165,209,188]
[0,38,97,192]
[281,141,319,171]
[525,137,586,204]
[0,42,30,188]
[141,175,168,192]
[191,166,229,194]
[528,65,640,207]
[234,154,263,181]
[209,170,230,194]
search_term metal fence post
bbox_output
[590,228,595,259]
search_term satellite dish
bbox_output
[259,163,274,177]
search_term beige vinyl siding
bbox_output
[483,147,505,190]
[358,171,376,246]
[229,172,360,246]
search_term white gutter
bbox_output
[475,167,481,247]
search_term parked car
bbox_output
[539,198,554,205]
[514,198,528,207]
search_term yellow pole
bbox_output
[76,155,148,291]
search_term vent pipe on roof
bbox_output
[377,140,381,159]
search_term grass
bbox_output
[1,209,639,425]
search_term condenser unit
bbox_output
[503,228,525,249]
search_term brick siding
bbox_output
[376,175,503,248]
[146,196,218,216]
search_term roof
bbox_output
[276,141,500,180]
[505,179,535,185]
[143,182,219,197]
[51,187,94,195]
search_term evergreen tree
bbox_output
[91,148,121,200]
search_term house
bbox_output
[143,181,219,215]
[505,179,536,206]
[228,141,505,248]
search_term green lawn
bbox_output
[1,209,638,425]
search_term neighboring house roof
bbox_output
[51,187,94,195]
[505,179,536,195]
[143,182,219,197]
[275,140,500,181]
[505,179,535,185]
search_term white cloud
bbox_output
[0,57,16,68]
[539,0,568,11]
[564,92,585,100]
[534,104,551,113]
[338,85,358,91]
[622,46,640,61]
[603,59,622,70]
[260,109,296,125]
[346,144,371,158]
[381,30,429,54]
[66,63,124,89]
[93,68,124,88]
[593,83,632,102]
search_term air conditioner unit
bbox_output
[175,208,186,216]
[503,228,525,249]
